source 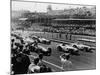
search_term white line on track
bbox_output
[42,60,64,71]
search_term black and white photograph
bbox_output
[11,0,96,74]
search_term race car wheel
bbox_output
[86,48,93,52]
[48,41,51,45]
[84,47,88,52]
[47,48,52,56]
[57,46,62,51]
[73,50,80,56]
[68,49,73,54]
[43,41,46,44]
[36,49,42,54]
[73,45,78,49]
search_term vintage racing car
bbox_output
[71,42,95,52]
[23,37,35,43]
[28,44,52,56]
[34,45,52,56]
[38,38,51,45]
[57,43,79,55]
[29,35,39,40]
[29,35,51,45]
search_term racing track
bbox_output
[13,30,96,72]
[39,42,96,72]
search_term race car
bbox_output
[23,37,35,43]
[11,34,24,45]
[57,43,79,55]
[11,33,23,40]
[38,37,51,45]
[29,35,39,41]
[71,42,95,52]
[34,45,52,56]
[35,45,52,56]
[30,35,51,45]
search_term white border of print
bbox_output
[0,0,99,75]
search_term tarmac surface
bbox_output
[39,42,96,72]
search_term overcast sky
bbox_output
[12,0,95,12]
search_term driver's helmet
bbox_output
[62,43,66,46]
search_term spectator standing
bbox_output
[12,52,31,74]
[59,33,61,39]
[66,33,68,40]
[28,58,40,73]
[34,40,38,47]
[69,34,72,40]
[37,53,44,66]
[60,53,72,71]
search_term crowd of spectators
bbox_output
[11,34,52,75]
[42,24,95,36]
